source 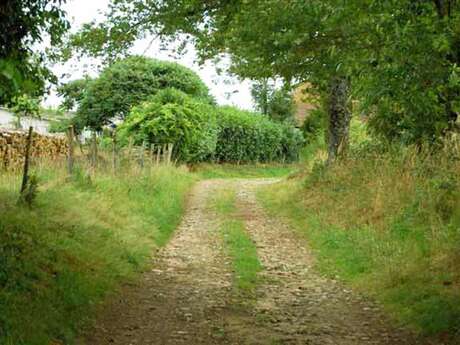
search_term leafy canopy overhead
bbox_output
[0,0,70,104]
[69,0,460,144]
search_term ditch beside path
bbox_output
[79,178,432,345]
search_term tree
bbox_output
[350,0,460,144]
[75,56,214,130]
[57,77,93,111]
[0,0,70,104]
[68,1,460,151]
[11,94,41,129]
[251,79,270,116]
[251,80,295,123]
[68,0,357,161]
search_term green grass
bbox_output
[210,188,262,293]
[0,163,195,345]
[257,147,460,342]
[194,163,295,179]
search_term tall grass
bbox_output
[259,137,460,340]
[0,156,195,345]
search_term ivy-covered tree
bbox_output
[75,56,214,130]
[0,0,70,104]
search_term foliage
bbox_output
[301,108,326,143]
[48,117,73,134]
[118,88,217,163]
[11,94,41,129]
[348,0,460,144]
[0,0,69,104]
[57,77,93,111]
[66,0,356,162]
[69,0,460,145]
[76,56,213,130]
[0,163,194,345]
[215,106,303,163]
[259,140,460,340]
[268,88,295,123]
[251,80,295,123]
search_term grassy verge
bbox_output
[0,162,195,345]
[194,163,295,179]
[258,145,460,341]
[211,187,262,293]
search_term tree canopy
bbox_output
[0,0,70,104]
[73,55,214,130]
[68,0,460,154]
[251,80,295,123]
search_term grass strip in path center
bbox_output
[210,186,262,295]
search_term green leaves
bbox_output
[0,1,70,104]
[215,106,303,163]
[119,88,218,163]
[74,56,214,130]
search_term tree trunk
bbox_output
[327,75,351,164]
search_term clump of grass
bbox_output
[258,139,460,341]
[194,163,295,179]
[0,160,195,345]
[211,188,262,293]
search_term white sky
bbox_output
[44,0,254,110]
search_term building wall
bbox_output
[0,108,51,135]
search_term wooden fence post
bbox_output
[150,144,155,165]
[20,126,33,195]
[156,144,161,165]
[167,143,174,165]
[112,130,117,174]
[128,137,134,162]
[91,131,98,169]
[140,141,146,168]
[67,125,75,176]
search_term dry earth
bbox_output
[78,179,436,345]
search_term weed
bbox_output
[195,163,295,179]
[0,162,194,345]
[258,142,460,340]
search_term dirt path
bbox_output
[80,178,425,345]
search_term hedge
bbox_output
[215,106,304,163]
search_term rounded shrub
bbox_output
[77,56,214,130]
[118,89,218,163]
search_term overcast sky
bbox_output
[44,0,254,110]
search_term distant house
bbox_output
[0,107,52,135]
[293,83,318,127]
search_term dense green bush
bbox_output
[300,108,325,143]
[118,89,218,163]
[76,56,214,130]
[215,106,303,163]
